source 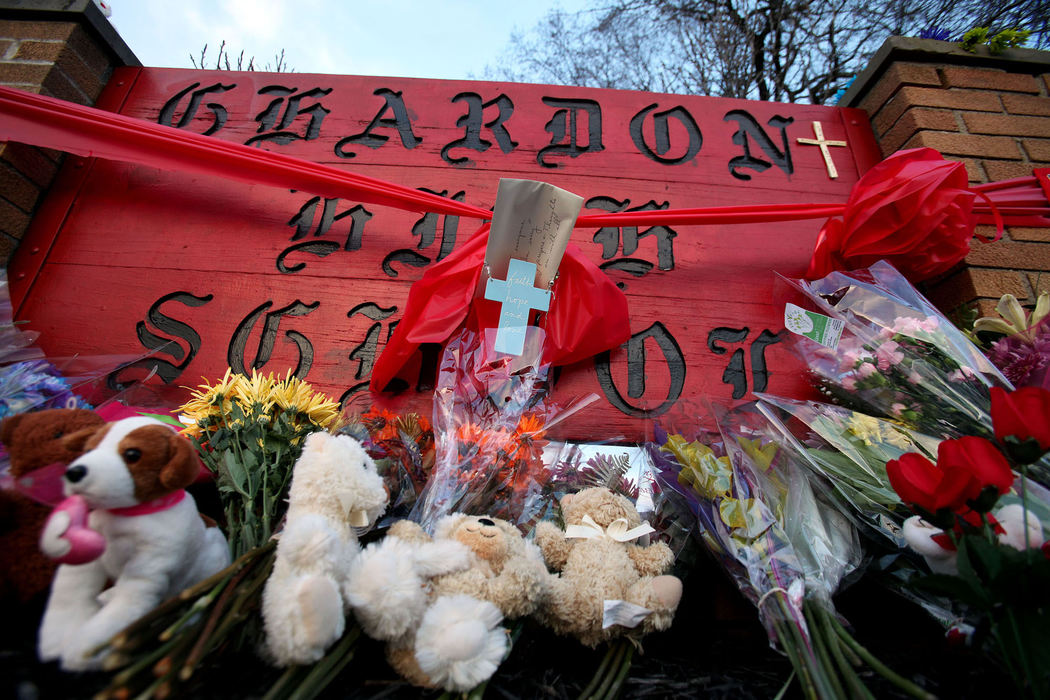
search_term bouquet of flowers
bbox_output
[779,260,1009,441]
[974,292,1050,390]
[340,406,435,524]
[410,326,595,530]
[179,368,342,558]
[884,385,1050,697]
[649,402,933,699]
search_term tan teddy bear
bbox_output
[533,487,682,647]
[346,514,549,692]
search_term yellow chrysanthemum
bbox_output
[179,368,243,427]
[234,369,278,413]
[272,374,341,429]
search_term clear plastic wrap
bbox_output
[648,402,928,699]
[778,260,1010,441]
[410,326,596,531]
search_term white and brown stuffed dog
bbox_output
[37,416,230,670]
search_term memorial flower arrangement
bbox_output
[883,385,1050,698]
[409,327,568,530]
[341,406,435,521]
[975,292,1050,389]
[648,404,934,700]
[180,368,342,558]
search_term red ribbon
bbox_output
[0,87,1047,387]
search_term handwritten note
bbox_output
[484,179,584,288]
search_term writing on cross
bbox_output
[483,258,551,355]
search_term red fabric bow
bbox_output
[368,224,631,391]
[805,148,991,282]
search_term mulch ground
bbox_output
[1,543,1011,699]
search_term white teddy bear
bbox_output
[345,514,549,692]
[261,431,388,665]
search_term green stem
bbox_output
[286,626,362,700]
[590,641,627,700]
[828,612,936,700]
[817,605,874,700]
[998,607,1039,699]
[803,604,847,700]
[261,666,309,700]
[578,644,617,699]
[601,642,634,700]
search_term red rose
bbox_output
[886,452,973,513]
[805,148,977,283]
[991,386,1050,453]
[936,436,1014,502]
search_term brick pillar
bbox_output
[0,0,138,266]
[840,37,1050,318]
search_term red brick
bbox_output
[0,161,40,211]
[42,66,89,104]
[0,197,29,238]
[941,66,1040,93]
[0,21,74,42]
[0,39,13,58]
[1042,74,1050,94]
[958,157,985,183]
[65,25,110,77]
[902,131,1021,159]
[859,62,942,115]
[873,87,1001,135]
[0,61,50,85]
[55,46,103,100]
[927,267,1029,311]
[1027,272,1050,296]
[878,107,958,152]
[963,113,1050,138]
[0,232,17,265]
[983,159,1050,180]
[1024,139,1050,161]
[964,241,1050,269]
[1010,228,1050,243]
[973,298,999,318]
[1002,94,1050,117]
[14,39,64,62]
[0,142,58,187]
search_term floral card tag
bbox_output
[602,599,652,629]
[784,303,844,349]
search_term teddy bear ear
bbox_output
[160,431,200,490]
[433,513,467,540]
[0,413,24,446]
[560,493,575,508]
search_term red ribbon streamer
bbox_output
[1,87,1048,388]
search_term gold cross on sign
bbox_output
[796,121,848,179]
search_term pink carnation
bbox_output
[875,341,904,370]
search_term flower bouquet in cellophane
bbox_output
[779,260,1008,437]
[776,261,1050,488]
[648,402,935,700]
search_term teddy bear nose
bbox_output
[65,464,88,483]
[478,518,495,527]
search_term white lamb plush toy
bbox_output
[261,431,388,665]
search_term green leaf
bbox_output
[223,451,250,496]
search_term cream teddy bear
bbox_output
[346,514,549,692]
[261,431,389,665]
[533,487,682,647]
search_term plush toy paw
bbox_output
[345,538,430,641]
[40,495,106,565]
[414,594,506,692]
[297,576,345,651]
[651,575,683,609]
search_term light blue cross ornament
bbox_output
[483,258,551,356]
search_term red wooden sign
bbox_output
[8,67,882,441]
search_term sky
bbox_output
[108,0,586,80]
